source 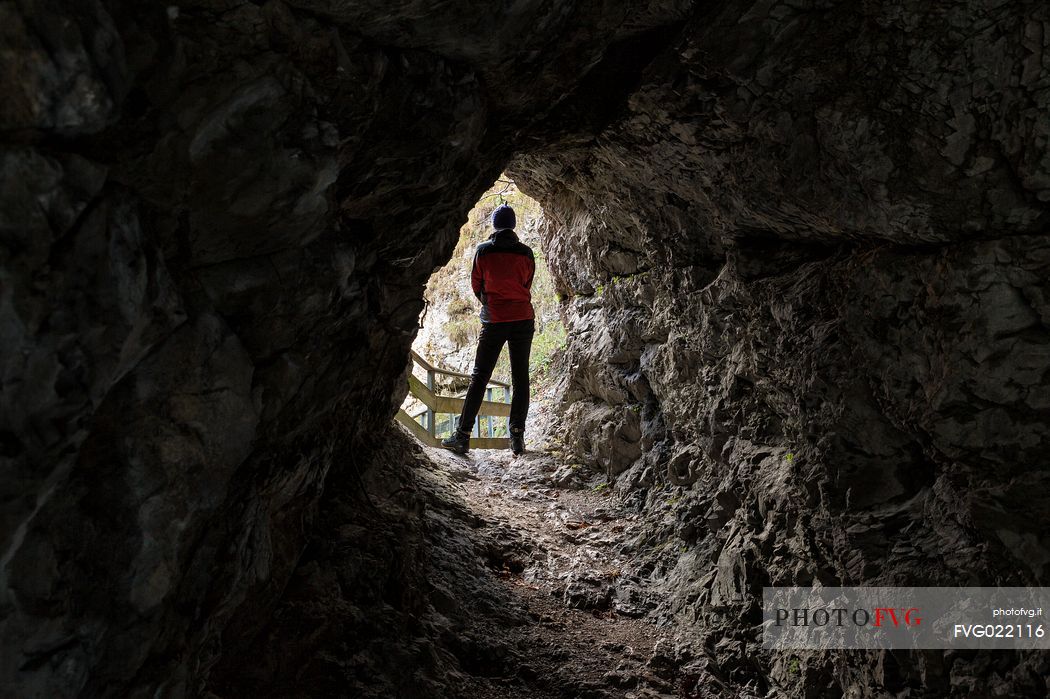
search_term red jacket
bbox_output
[471,229,535,323]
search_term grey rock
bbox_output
[2,0,1049,697]
[550,464,584,489]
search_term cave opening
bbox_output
[401,176,566,447]
[4,1,1049,698]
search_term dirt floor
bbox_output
[424,444,689,699]
[208,396,732,698]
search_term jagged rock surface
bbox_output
[1,1,687,696]
[511,0,1050,694]
[3,0,1049,697]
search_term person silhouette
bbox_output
[441,204,535,456]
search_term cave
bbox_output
[2,1,1049,697]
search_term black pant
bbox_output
[457,319,534,434]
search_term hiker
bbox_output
[442,203,535,456]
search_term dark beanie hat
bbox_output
[492,204,516,230]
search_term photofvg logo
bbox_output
[762,587,1050,650]
[774,605,922,629]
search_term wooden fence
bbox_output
[395,351,511,449]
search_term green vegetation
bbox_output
[445,316,477,347]
[585,270,653,298]
[529,320,566,382]
[447,297,474,316]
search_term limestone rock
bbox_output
[3,0,1048,696]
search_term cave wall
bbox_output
[0,1,691,696]
[511,0,1050,693]
[3,0,1049,696]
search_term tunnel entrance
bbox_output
[8,0,1045,695]
[399,177,566,445]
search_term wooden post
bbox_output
[426,369,436,437]
[507,386,511,433]
[485,387,494,437]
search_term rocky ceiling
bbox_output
[2,0,1048,696]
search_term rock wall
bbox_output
[3,0,1049,696]
[511,0,1050,694]
[0,1,690,696]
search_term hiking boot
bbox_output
[509,427,525,456]
[441,430,470,454]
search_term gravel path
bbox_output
[424,444,688,699]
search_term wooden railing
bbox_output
[395,351,511,449]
